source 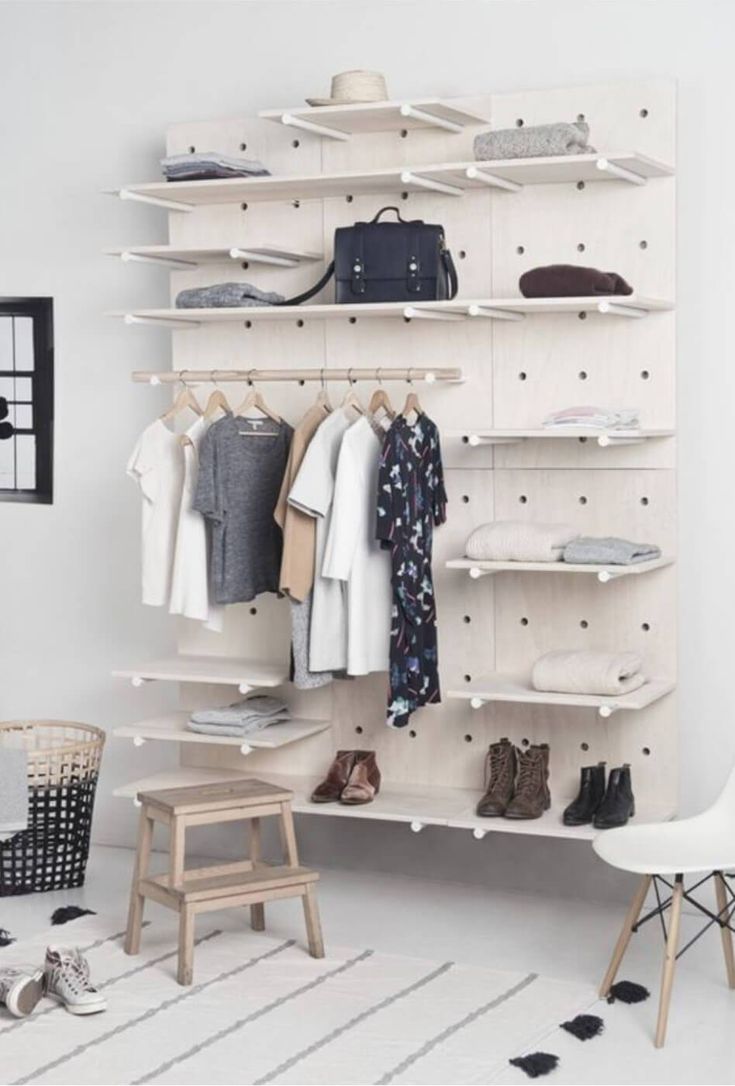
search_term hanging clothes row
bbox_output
[126,376,447,728]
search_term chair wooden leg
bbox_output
[599,874,652,996]
[655,874,684,1048]
[177,905,195,986]
[124,808,154,956]
[302,884,325,959]
[714,872,735,989]
[249,817,265,932]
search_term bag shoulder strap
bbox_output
[276,261,335,307]
[442,248,459,299]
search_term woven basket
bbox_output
[0,721,105,896]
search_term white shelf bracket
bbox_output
[595,157,647,186]
[229,248,299,268]
[403,306,465,322]
[239,742,253,756]
[598,704,617,719]
[238,682,254,695]
[132,736,147,748]
[469,697,487,710]
[597,301,648,319]
[472,827,487,840]
[119,188,194,213]
[596,569,626,584]
[464,166,523,193]
[400,171,464,197]
[399,103,463,134]
[130,676,153,688]
[133,797,142,808]
[120,251,198,270]
[467,304,524,322]
[123,314,201,329]
[468,567,493,580]
[597,434,645,447]
[410,820,425,834]
[280,112,350,142]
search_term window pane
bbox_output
[0,437,15,489]
[13,377,31,400]
[0,377,14,399]
[13,404,32,430]
[13,318,34,370]
[0,318,12,370]
[15,434,35,489]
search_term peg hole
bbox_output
[345,194,354,203]
[298,379,305,387]
[464,674,472,683]
[461,494,470,504]
[349,317,357,325]
[355,725,363,735]
[401,192,409,201]
[516,245,525,255]
[400,128,408,138]
[518,494,527,504]
[578,311,587,320]
[241,261,250,270]
[249,606,257,615]
[520,616,529,626]
[640,108,649,118]
[521,737,530,747]
[188,145,196,153]
[642,746,651,756]
[292,199,300,209]
[579,495,588,505]
[580,619,589,629]
[642,622,651,632]
[577,242,586,252]
[292,139,300,148]
[641,369,650,380]
[578,370,588,380]
[244,320,252,329]
[639,239,648,250]
[461,435,469,444]
[409,729,417,739]
[581,741,590,752]
[239,142,247,151]
[241,203,249,212]
[463,615,472,625]
[576,181,586,191]
[578,436,588,444]
[458,250,467,260]
[640,496,649,506]
[515,117,524,127]
[518,371,527,381]
[577,112,586,122]
[296,319,304,328]
[464,734,473,743]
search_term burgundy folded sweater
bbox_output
[519,264,634,298]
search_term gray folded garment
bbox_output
[0,749,28,840]
[188,695,290,737]
[176,282,285,309]
[531,650,645,697]
[162,152,270,178]
[563,537,662,566]
[474,121,595,162]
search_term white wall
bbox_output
[0,0,731,901]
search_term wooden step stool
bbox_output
[124,777,324,985]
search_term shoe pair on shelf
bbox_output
[476,737,551,820]
[563,762,635,829]
[311,750,381,806]
[0,946,106,1019]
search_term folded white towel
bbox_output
[465,521,579,563]
[543,406,640,431]
[531,650,645,696]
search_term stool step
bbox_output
[140,777,294,815]
[144,863,319,903]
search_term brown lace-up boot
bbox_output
[505,743,551,820]
[476,737,516,817]
[340,751,381,805]
[310,750,356,803]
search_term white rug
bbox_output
[0,912,601,1085]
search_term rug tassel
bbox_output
[51,905,96,926]
[509,1052,559,1078]
[0,928,16,947]
[560,1013,604,1040]
[606,979,649,1004]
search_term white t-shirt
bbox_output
[169,415,225,632]
[126,419,185,607]
[288,407,357,672]
[322,416,391,675]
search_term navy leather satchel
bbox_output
[280,206,458,306]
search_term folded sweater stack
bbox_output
[176,282,285,309]
[188,695,290,738]
[531,650,645,696]
[162,152,270,181]
[519,264,634,298]
[465,521,579,563]
[543,406,640,431]
[563,537,661,565]
[474,121,594,162]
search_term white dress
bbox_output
[169,415,224,632]
[126,419,185,607]
[288,407,358,672]
[322,416,392,675]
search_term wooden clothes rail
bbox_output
[132,367,464,385]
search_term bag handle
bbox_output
[369,206,422,225]
[442,248,459,300]
[276,260,335,307]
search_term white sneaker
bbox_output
[44,946,107,1015]
[0,966,44,1018]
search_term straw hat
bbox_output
[306,70,389,107]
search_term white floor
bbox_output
[2,845,735,1085]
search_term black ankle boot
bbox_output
[593,764,635,829]
[563,763,606,826]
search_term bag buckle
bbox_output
[351,257,366,295]
[407,254,421,293]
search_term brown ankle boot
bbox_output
[310,750,356,803]
[476,737,516,817]
[505,743,551,820]
[340,751,381,805]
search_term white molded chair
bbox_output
[593,764,735,1048]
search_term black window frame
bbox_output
[0,297,54,504]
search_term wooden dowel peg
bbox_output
[399,104,463,133]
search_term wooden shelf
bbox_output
[114,295,672,328]
[107,244,323,269]
[113,711,331,751]
[448,427,675,447]
[112,152,673,209]
[113,768,674,840]
[447,673,675,717]
[259,99,489,137]
[447,555,674,582]
[112,655,287,691]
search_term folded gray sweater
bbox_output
[563,537,661,566]
[188,695,290,737]
[0,749,28,839]
[176,282,285,309]
[474,121,594,162]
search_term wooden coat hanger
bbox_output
[314,369,332,411]
[204,373,231,420]
[400,369,423,420]
[368,368,395,421]
[160,373,203,423]
[235,373,281,424]
[340,369,364,415]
